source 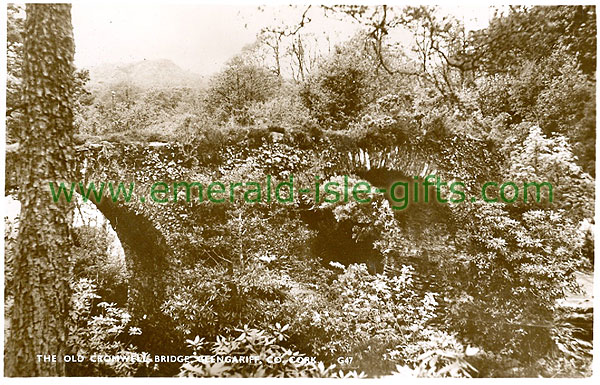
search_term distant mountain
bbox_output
[87,59,206,90]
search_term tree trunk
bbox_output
[5,4,76,377]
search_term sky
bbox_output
[71,4,362,75]
[69,3,492,76]
[72,4,276,75]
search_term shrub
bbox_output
[67,279,153,376]
[161,262,290,342]
[179,324,364,378]
[446,201,585,361]
[287,263,440,376]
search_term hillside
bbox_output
[87,58,206,90]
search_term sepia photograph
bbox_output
[1,0,596,379]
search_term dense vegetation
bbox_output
[5,5,595,377]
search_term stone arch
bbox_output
[89,198,174,355]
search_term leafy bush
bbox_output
[505,125,594,220]
[179,324,364,378]
[389,330,478,378]
[162,262,290,342]
[286,263,441,376]
[446,201,585,361]
[206,55,280,125]
[67,279,153,376]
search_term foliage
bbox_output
[476,50,595,175]
[246,83,316,131]
[286,263,443,376]
[162,262,290,342]
[505,125,594,219]
[67,279,153,376]
[4,206,148,376]
[71,225,129,304]
[179,324,364,377]
[206,55,281,125]
[309,175,401,268]
[389,330,477,378]
[76,84,207,143]
[446,201,585,362]
[300,35,397,130]
[5,3,594,379]
[472,6,596,76]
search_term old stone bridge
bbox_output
[5,132,496,354]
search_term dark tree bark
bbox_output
[5,4,76,377]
